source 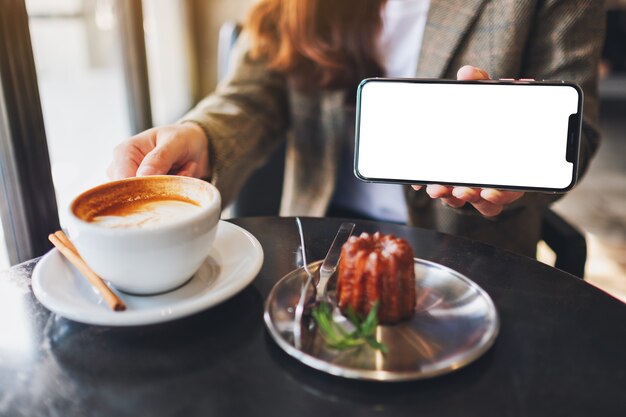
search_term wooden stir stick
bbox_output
[48,231,126,311]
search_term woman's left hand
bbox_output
[411,65,525,217]
[412,184,524,217]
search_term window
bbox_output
[0,0,197,267]
[143,0,195,126]
[0,223,9,270]
[27,0,131,228]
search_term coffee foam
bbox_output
[72,176,216,227]
[91,199,201,229]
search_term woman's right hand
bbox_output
[107,122,209,180]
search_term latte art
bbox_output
[69,175,221,294]
[91,199,201,229]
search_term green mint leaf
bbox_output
[365,335,389,353]
[360,302,380,336]
[345,306,361,327]
[311,302,387,353]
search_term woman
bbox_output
[108,0,604,257]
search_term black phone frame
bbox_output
[353,78,584,193]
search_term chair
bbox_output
[216,21,587,278]
[540,209,587,278]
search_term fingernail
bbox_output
[483,189,504,203]
[454,187,479,201]
[136,166,156,177]
[452,188,466,198]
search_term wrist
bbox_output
[180,121,211,179]
[181,121,208,144]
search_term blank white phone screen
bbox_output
[356,81,580,189]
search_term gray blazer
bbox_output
[182,0,605,256]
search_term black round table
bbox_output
[1,217,625,417]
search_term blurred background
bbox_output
[0,0,624,300]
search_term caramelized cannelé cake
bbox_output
[336,232,416,324]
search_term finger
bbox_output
[128,128,159,153]
[109,143,145,179]
[108,129,159,180]
[107,164,116,180]
[499,78,536,81]
[471,198,503,217]
[451,187,482,203]
[109,157,139,179]
[411,185,423,191]
[441,197,466,209]
[426,184,454,198]
[175,161,198,177]
[457,65,491,80]
[480,189,524,205]
[136,145,180,176]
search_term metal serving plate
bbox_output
[264,259,499,381]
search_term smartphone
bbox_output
[354,78,583,192]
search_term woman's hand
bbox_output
[107,123,209,180]
[411,65,524,217]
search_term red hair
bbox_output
[246,0,386,92]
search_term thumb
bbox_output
[136,146,178,176]
[457,65,491,80]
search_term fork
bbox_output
[294,217,314,349]
[293,218,355,349]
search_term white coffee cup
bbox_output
[67,175,221,295]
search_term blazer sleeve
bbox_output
[179,34,289,206]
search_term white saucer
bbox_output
[32,221,263,326]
